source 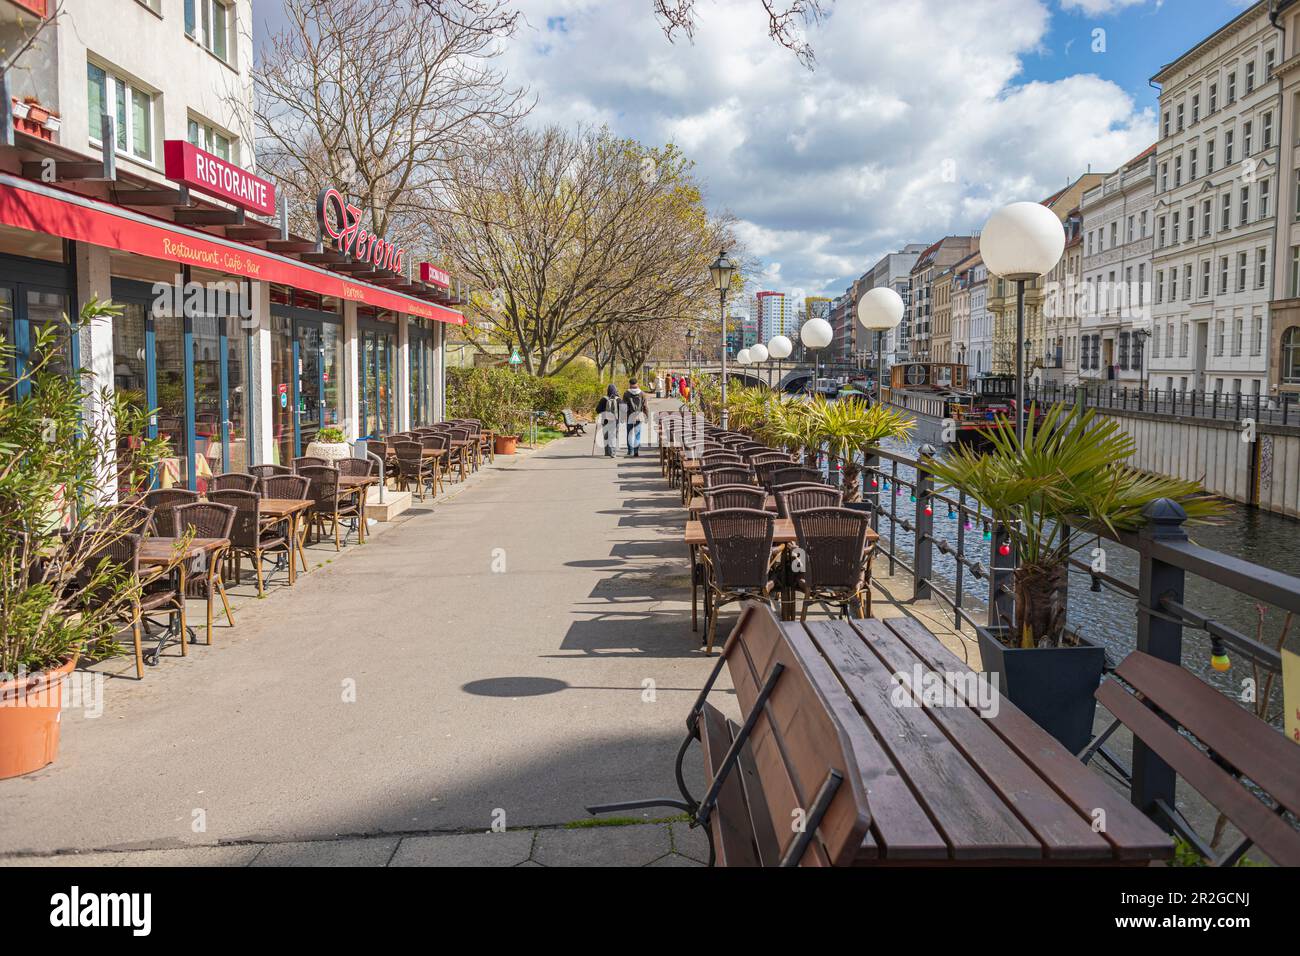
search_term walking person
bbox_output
[595,383,619,458]
[623,379,646,457]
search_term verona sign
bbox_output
[163,140,276,217]
[316,187,406,274]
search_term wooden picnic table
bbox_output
[138,536,230,662]
[758,614,1174,864]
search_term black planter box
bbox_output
[976,625,1106,755]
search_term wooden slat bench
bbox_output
[560,409,586,436]
[588,604,1173,865]
[1084,650,1300,867]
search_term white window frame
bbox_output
[187,0,234,65]
[86,59,155,166]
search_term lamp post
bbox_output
[768,334,792,392]
[709,250,738,428]
[979,202,1065,442]
[856,287,904,406]
[800,318,833,394]
[684,327,695,384]
[1134,328,1151,396]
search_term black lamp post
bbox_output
[708,250,737,428]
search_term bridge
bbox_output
[677,361,871,392]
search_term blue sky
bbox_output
[250,1,1262,299]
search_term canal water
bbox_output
[862,435,1299,707]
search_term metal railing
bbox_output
[1027,381,1300,427]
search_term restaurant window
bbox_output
[188,117,233,163]
[87,60,154,163]
[186,0,232,64]
[1282,327,1300,384]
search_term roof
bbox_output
[1150,0,1270,85]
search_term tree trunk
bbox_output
[840,461,861,502]
[1012,562,1069,648]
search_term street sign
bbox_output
[509,350,522,366]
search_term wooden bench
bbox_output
[560,409,586,436]
[587,603,872,866]
[1084,650,1300,867]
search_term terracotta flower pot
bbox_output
[494,434,519,455]
[0,655,78,779]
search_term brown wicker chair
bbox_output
[292,456,327,471]
[299,465,362,550]
[770,466,823,488]
[702,485,766,511]
[71,533,179,679]
[790,507,874,620]
[335,457,375,479]
[419,433,451,493]
[209,489,289,597]
[210,472,258,492]
[394,440,438,501]
[142,488,199,536]
[699,507,777,654]
[701,452,745,469]
[249,464,291,481]
[445,426,473,480]
[172,501,236,644]
[103,502,154,536]
[260,474,310,500]
[702,466,756,489]
[774,485,843,518]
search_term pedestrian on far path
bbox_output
[595,383,619,457]
[656,373,665,399]
[679,376,691,404]
[623,379,646,457]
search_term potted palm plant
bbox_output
[1,300,167,778]
[813,396,914,502]
[923,404,1222,751]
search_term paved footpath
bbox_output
[1,399,722,866]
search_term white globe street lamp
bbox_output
[735,348,752,365]
[980,201,1065,441]
[800,318,833,393]
[749,343,770,390]
[857,287,904,405]
[768,334,792,391]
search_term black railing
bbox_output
[1027,382,1300,427]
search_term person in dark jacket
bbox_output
[595,383,619,457]
[622,379,646,457]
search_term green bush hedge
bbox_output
[446,364,622,431]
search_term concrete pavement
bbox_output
[0,406,726,863]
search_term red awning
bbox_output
[0,174,464,325]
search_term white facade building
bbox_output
[1150,2,1280,398]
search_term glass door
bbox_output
[360,323,396,438]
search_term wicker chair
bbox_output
[394,440,438,501]
[104,502,155,536]
[699,507,777,654]
[210,472,258,492]
[71,533,179,679]
[754,458,799,490]
[209,489,288,598]
[771,466,823,488]
[260,474,310,500]
[292,456,327,471]
[702,485,766,511]
[336,457,376,479]
[172,501,236,644]
[249,464,291,481]
[445,426,473,480]
[790,507,874,620]
[703,466,757,489]
[419,432,451,492]
[737,443,774,461]
[701,452,745,469]
[142,488,199,536]
[299,465,362,550]
[774,485,843,518]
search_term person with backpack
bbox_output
[622,379,646,457]
[594,383,619,457]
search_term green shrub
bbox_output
[315,426,346,444]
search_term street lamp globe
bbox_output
[767,335,793,360]
[735,348,752,365]
[800,318,833,349]
[709,249,737,293]
[856,287,904,331]
[750,343,769,363]
[979,201,1065,280]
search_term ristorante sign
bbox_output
[163,140,276,217]
[316,187,406,274]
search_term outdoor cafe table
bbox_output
[684,518,879,623]
[138,536,229,661]
[258,498,313,583]
[338,475,378,544]
[764,614,1174,863]
[687,494,776,518]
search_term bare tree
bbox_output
[253,0,529,251]
[433,125,738,376]
[651,0,826,67]
[2,1,65,74]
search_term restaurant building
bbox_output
[0,0,464,493]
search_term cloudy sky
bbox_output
[251,0,1254,301]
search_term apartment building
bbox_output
[906,236,976,362]
[949,251,986,373]
[1149,1,1280,398]
[0,1,462,490]
[1078,148,1156,387]
[930,267,954,363]
[1267,0,1300,405]
[755,291,798,343]
[856,243,926,366]
[1040,207,1085,387]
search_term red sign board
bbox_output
[0,178,463,325]
[8,0,47,15]
[419,263,450,288]
[164,140,276,217]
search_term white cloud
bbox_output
[503,0,1155,296]
[1059,0,1148,15]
